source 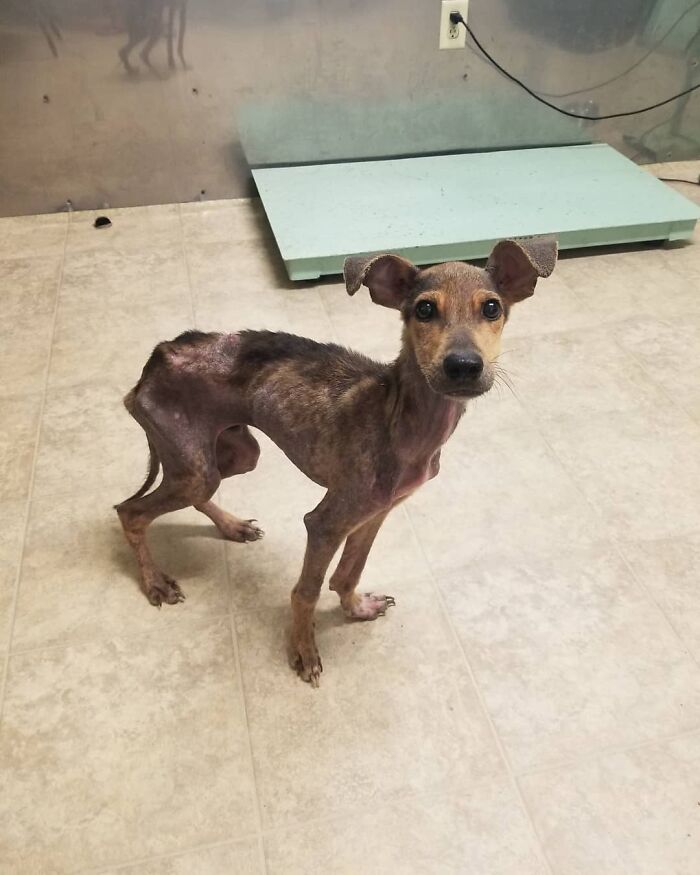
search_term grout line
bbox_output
[79,835,261,874]
[615,545,700,674]
[5,606,224,659]
[224,542,269,875]
[0,218,70,725]
[78,773,541,874]
[515,722,700,783]
[177,203,198,328]
[401,504,556,875]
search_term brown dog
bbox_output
[116,237,557,685]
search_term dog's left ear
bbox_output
[343,253,418,310]
[486,236,558,303]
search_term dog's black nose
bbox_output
[443,352,483,381]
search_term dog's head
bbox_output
[344,237,557,399]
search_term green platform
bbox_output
[252,144,700,281]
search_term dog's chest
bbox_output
[392,404,459,499]
[394,452,441,499]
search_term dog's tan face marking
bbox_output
[345,239,557,403]
[404,263,505,398]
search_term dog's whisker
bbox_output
[492,365,519,399]
[493,348,514,361]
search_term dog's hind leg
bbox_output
[194,425,263,542]
[117,443,220,606]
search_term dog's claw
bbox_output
[145,572,185,608]
[218,516,264,543]
[294,651,323,686]
[347,592,396,620]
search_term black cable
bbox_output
[450,12,700,121]
[657,175,700,184]
[534,0,700,98]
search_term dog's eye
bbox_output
[415,300,436,321]
[482,299,502,321]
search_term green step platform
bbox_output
[252,144,700,281]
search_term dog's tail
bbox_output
[123,438,161,503]
[117,389,161,505]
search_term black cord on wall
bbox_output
[534,0,700,99]
[449,12,700,121]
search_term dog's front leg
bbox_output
[329,509,396,619]
[291,494,379,686]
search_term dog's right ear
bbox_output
[343,254,418,310]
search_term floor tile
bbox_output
[235,585,503,830]
[181,199,270,246]
[0,500,25,652]
[0,212,67,260]
[34,381,149,500]
[441,543,700,773]
[100,840,263,875]
[0,319,53,399]
[264,779,546,875]
[613,314,700,423]
[521,731,700,875]
[407,422,607,573]
[660,244,700,279]
[501,273,599,340]
[12,492,231,651]
[541,401,700,541]
[66,204,183,257]
[504,326,668,422]
[619,530,700,662]
[320,277,406,362]
[0,254,62,321]
[558,247,700,320]
[0,255,62,397]
[49,295,193,391]
[187,238,286,301]
[0,394,40,502]
[187,241,334,340]
[455,383,531,436]
[60,246,191,310]
[0,618,257,873]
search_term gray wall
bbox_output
[0,0,698,217]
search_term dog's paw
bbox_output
[293,647,323,688]
[145,572,186,608]
[218,515,264,543]
[345,592,395,621]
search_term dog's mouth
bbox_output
[426,371,495,401]
[445,387,488,399]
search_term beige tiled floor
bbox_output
[1,166,700,873]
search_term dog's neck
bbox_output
[387,344,465,457]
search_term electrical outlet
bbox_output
[439,0,468,50]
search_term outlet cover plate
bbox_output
[439,0,468,50]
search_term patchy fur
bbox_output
[115,237,557,685]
